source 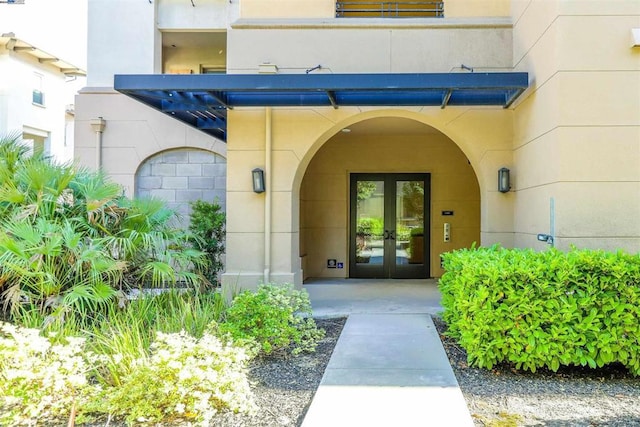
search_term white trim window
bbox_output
[32,72,44,106]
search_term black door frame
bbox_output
[349,173,431,279]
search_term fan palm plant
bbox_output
[0,134,207,327]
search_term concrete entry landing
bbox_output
[303,278,443,317]
[302,279,473,427]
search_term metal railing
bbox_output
[336,1,444,18]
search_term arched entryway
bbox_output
[299,117,480,280]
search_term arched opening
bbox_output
[135,148,227,222]
[299,117,480,280]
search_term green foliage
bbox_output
[483,412,523,427]
[410,227,424,236]
[219,283,325,357]
[400,180,424,220]
[188,199,226,286]
[439,246,640,375]
[356,180,377,202]
[91,330,255,426]
[88,290,226,387]
[0,134,207,325]
[357,216,384,236]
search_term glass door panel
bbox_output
[351,178,385,277]
[355,180,385,266]
[392,180,426,278]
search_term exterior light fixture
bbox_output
[537,233,554,245]
[498,167,511,193]
[252,168,265,193]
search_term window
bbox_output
[336,1,444,18]
[32,73,44,106]
[200,65,226,74]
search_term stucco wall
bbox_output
[157,0,239,30]
[228,21,512,74]
[87,0,160,87]
[74,89,227,198]
[511,0,640,252]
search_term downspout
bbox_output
[264,107,272,284]
[90,117,106,169]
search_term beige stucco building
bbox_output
[75,0,640,289]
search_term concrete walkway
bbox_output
[301,279,473,427]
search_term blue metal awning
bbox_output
[114,72,528,141]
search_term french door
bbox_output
[349,173,430,279]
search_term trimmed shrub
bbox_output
[439,246,640,375]
[218,283,325,357]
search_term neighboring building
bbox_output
[74,0,640,289]
[0,0,87,163]
[0,33,85,161]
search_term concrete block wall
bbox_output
[135,148,226,223]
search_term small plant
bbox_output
[219,283,325,357]
[92,330,255,426]
[0,322,99,426]
[356,217,383,237]
[189,200,226,286]
[482,412,523,427]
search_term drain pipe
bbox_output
[264,107,272,284]
[90,117,106,169]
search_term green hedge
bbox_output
[439,246,640,375]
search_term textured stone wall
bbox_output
[135,148,226,223]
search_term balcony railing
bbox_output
[336,1,444,18]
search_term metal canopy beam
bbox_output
[115,72,528,141]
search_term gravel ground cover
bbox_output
[210,317,346,427]
[432,316,640,427]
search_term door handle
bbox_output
[383,230,389,240]
[383,230,396,240]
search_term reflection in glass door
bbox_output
[350,173,430,279]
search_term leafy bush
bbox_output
[219,283,325,357]
[189,200,226,286]
[357,217,383,236]
[0,322,98,426]
[92,330,255,426]
[411,227,424,236]
[440,246,640,375]
[0,134,207,325]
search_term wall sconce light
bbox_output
[252,168,265,193]
[537,233,554,245]
[498,167,511,193]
